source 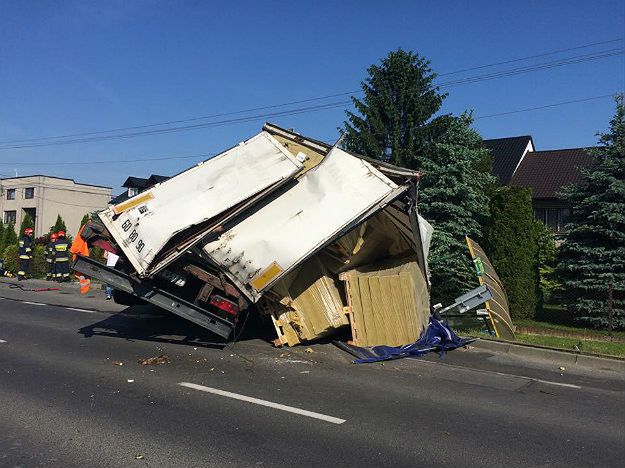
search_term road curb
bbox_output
[472,338,625,373]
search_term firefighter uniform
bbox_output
[17,229,34,280]
[45,234,58,280]
[54,232,71,281]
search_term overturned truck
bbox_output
[74,123,434,347]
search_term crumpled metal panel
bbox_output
[466,237,516,340]
[202,147,399,302]
[99,132,302,276]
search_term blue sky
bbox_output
[1,0,623,192]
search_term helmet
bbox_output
[57,230,66,237]
[50,233,58,241]
[24,228,33,236]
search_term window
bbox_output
[4,210,16,224]
[6,189,15,200]
[128,187,139,197]
[24,187,35,199]
[534,207,570,233]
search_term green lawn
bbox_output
[514,319,625,340]
[513,333,625,358]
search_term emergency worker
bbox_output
[45,233,58,281]
[54,230,71,282]
[17,227,34,280]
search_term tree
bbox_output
[535,220,560,310]
[485,187,538,320]
[341,49,495,303]
[19,212,34,237]
[2,223,18,254]
[0,222,4,254]
[50,214,67,234]
[342,48,452,170]
[419,114,496,303]
[80,213,91,228]
[556,95,625,329]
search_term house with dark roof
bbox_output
[483,135,534,185]
[510,148,595,233]
[110,174,170,205]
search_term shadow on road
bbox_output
[78,305,277,350]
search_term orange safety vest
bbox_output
[70,225,92,295]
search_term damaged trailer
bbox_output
[74,123,434,347]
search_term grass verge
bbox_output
[512,333,625,358]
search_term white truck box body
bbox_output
[99,132,303,276]
[202,147,402,302]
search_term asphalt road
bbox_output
[1,286,624,467]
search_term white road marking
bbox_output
[66,307,96,314]
[22,301,46,306]
[0,339,6,343]
[179,382,346,425]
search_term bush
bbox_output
[2,244,47,278]
[485,187,539,320]
[2,245,18,275]
[31,245,47,279]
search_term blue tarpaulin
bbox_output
[335,316,476,364]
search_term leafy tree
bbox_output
[535,221,560,309]
[556,95,625,329]
[0,222,4,254]
[342,48,452,169]
[485,187,538,320]
[341,49,494,302]
[50,214,67,234]
[19,212,34,237]
[419,114,496,303]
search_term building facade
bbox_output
[0,175,112,237]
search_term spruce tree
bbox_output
[19,213,34,236]
[80,213,91,227]
[50,214,67,234]
[556,95,625,328]
[342,48,452,169]
[342,50,495,303]
[419,114,496,303]
[2,224,18,251]
[485,187,539,320]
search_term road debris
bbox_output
[137,355,169,366]
[127,379,134,383]
[112,361,124,366]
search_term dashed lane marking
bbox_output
[65,307,97,314]
[179,382,346,425]
[21,301,46,306]
[0,339,6,343]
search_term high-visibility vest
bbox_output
[45,242,55,263]
[70,225,90,261]
[54,238,70,262]
[18,236,33,260]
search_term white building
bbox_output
[0,175,112,237]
